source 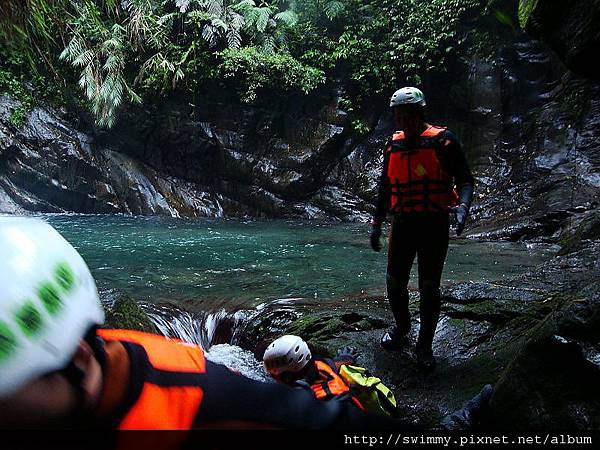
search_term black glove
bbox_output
[336,346,360,362]
[370,225,382,252]
[441,384,493,430]
[453,204,469,236]
[334,346,360,370]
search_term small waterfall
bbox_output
[140,301,280,381]
[143,303,205,345]
[142,302,235,349]
[141,298,301,350]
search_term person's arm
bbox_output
[439,130,474,208]
[372,141,391,226]
[195,360,419,431]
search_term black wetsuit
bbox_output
[95,333,417,432]
[373,128,474,351]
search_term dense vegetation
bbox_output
[0,0,493,129]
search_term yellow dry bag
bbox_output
[339,364,397,417]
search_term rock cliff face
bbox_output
[520,0,600,80]
[1,6,599,238]
[458,41,600,241]
[0,88,372,219]
[0,96,223,216]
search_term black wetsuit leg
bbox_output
[386,216,417,334]
[415,215,449,351]
[195,361,419,430]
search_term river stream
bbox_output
[47,214,555,310]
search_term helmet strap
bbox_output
[84,325,107,368]
[59,360,85,387]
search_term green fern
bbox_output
[323,0,344,20]
[274,10,298,27]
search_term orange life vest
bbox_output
[310,360,364,411]
[97,329,206,430]
[386,125,457,214]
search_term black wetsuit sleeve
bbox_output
[439,130,475,208]
[373,141,391,225]
[195,360,419,431]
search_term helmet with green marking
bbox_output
[0,217,104,397]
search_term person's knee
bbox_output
[419,280,440,301]
[386,273,408,294]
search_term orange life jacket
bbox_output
[97,329,206,430]
[386,125,458,214]
[310,360,364,411]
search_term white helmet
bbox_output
[263,335,311,377]
[0,217,104,397]
[389,86,426,107]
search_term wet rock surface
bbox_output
[100,289,157,333]
[208,237,598,429]
[0,96,224,216]
[487,277,600,430]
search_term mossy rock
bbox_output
[559,209,600,255]
[285,311,387,357]
[101,289,157,333]
[486,281,600,430]
[286,312,387,340]
[235,308,301,359]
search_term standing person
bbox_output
[369,87,474,371]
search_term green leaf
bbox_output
[494,10,515,29]
[324,1,344,20]
[254,7,272,32]
[274,10,297,27]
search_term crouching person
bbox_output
[263,335,397,417]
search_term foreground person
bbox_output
[370,87,475,371]
[0,217,421,432]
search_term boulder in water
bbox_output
[100,289,157,333]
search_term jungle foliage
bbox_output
[0,0,490,128]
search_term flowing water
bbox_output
[47,215,555,309]
[43,214,555,378]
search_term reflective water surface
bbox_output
[45,215,555,310]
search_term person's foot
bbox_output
[441,384,494,430]
[380,326,409,351]
[415,346,436,372]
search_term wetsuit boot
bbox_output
[415,280,441,371]
[381,273,411,350]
